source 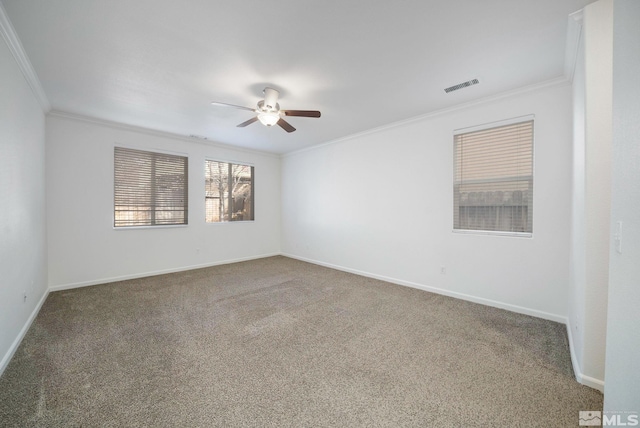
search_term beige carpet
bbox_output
[0,256,602,427]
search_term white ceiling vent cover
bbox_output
[444,79,479,93]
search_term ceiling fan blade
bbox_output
[277,118,296,133]
[282,110,321,118]
[237,117,259,127]
[211,102,255,112]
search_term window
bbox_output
[114,147,188,227]
[205,160,254,222]
[453,118,533,235]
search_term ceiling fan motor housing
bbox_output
[263,87,280,111]
[211,86,319,133]
[257,100,280,113]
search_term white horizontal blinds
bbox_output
[453,120,533,233]
[205,160,254,222]
[114,147,188,227]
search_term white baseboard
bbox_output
[282,253,566,323]
[5,252,606,394]
[565,320,605,392]
[285,253,607,391]
[565,319,583,384]
[2,254,278,375]
[0,288,49,377]
[48,253,281,292]
[579,374,605,392]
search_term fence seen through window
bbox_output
[453,119,533,235]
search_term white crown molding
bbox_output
[0,1,51,112]
[283,75,570,158]
[564,9,584,83]
[47,110,279,158]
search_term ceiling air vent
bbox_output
[444,79,479,93]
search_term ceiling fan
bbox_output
[211,87,321,133]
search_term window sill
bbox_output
[206,220,255,225]
[113,224,189,230]
[453,229,532,238]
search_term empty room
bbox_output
[1,0,638,426]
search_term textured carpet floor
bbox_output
[0,256,602,427]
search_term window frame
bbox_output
[204,158,255,224]
[452,115,535,238]
[113,145,189,229]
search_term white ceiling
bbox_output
[2,0,594,154]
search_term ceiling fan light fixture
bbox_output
[212,87,320,133]
[257,111,280,126]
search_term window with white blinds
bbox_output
[453,119,533,235]
[114,147,188,227]
[205,160,254,223]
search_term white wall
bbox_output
[567,0,612,391]
[0,32,47,373]
[46,114,281,289]
[282,83,573,322]
[568,12,587,383]
[604,0,640,411]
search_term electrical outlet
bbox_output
[440,267,446,275]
